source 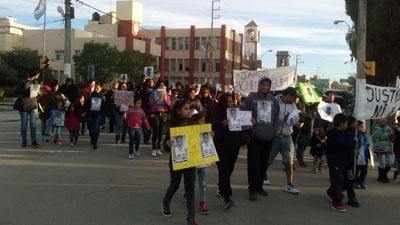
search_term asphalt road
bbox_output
[0,116,399,225]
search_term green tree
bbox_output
[345,0,400,85]
[117,49,156,84]
[73,41,121,84]
[1,47,39,79]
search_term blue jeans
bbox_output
[53,126,63,142]
[40,118,50,141]
[19,109,38,144]
[151,114,165,149]
[196,167,207,202]
[114,111,127,137]
[128,127,142,154]
[268,135,295,165]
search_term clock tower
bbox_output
[244,21,260,65]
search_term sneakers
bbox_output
[331,204,346,212]
[284,184,299,195]
[22,141,28,148]
[298,161,306,167]
[256,188,269,196]
[57,140,63,147]
[224,198,234,209]
[161,202,172,217]
[263,179,271,185]
[347,198,360,208]
[187,220,198,225]
[151,149,157,157]
[134,149,141,156]
[70,142,75,147]
[216,190,222,198]
[199,201,208,215]
[128,154,134,160]
[156,149,163,156]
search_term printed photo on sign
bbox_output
[200,132,217,158]
[227,108,241,131]
[257,101,271,123]
[90,97,102,111]
[172,135,188,163]
[30,84,41,98]
[144,66,154,79]
[52,110,65,127]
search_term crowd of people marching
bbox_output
[13,72,400,225]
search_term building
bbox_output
[0,0,245,85]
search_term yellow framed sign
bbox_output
[170,124,219,170]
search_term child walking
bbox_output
[51,99,66,146]
[309,126,326,173]
[125,98,150,159]
[190,111,211,215]
[354,120,370,189]
[37,85,52,142]
[162,99,198,225]
[65,100,83,147]
[326,113,360,212]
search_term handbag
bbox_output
[22,97,37,111]
[13,97,23,111]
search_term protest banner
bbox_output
[233,66,296,94]
[170,124,219,170]
[113,90,134,106]
[227,108,253,131]
[354,78,400,120]
[297,82,322,103]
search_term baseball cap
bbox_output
[41,85,51,93]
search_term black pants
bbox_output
[355,164,368,184]
[247,139,272,192]
[327,164,356,205]
[216,143,240,200]
[163,159,196,223]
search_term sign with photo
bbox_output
[144,66,154,79]
[170,124,219,170]
[227,108,253,131]
[30,84,41,98]
[51,109,65,127]
[113,90,134,106]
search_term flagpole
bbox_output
[41,1,47,84]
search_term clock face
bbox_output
[247,29,256,41]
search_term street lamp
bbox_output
[333,20,351,30]
[259,49,273,68]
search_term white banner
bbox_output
[233,66,296,94]
[354,78,400,120]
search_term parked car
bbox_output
[324,89,354,116]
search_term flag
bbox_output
[33,0,46,20]
[297,82,322,103]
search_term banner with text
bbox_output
[170,124,219,170]
[233,66,296,94]
[354,78,400,120]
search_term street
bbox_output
[0,117,399,225]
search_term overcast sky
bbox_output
[1,0,356,81]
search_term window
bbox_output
[214,37,220,50]
[178,37,184,50]
[171,59,176,72]
[185,37,190,50]
[55,50,64,61]
[215,59,220,72]
[195,37,200,50]
[178,59,183,71]
[171,38,177,50]
[165,38,170,50]
[185,59,190,71]
[155,38,161,45]
[164,59,169,72]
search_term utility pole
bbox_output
[356,0,366,80]
[64,0,72,80]
[209,0,220,83]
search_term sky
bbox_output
[0,0,356,81]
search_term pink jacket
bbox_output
[125,106,150,129]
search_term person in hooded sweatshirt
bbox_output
[242,77,279,201]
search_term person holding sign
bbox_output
[50,99,66,146]
[227,108,241,131]
[212,93,242,209]
[84,84,105,149]
[242,77,279,201]
[315,92,342,132]
[162,100,197,225]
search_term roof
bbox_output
[245,20,258,27]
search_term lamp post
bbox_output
[333,20,351,31]
[259,49,273,69]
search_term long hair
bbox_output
[216,93,233,119]
[170,99,190,126]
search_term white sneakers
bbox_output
[284,184,299,195]
[128,154,134,160]
[152,149,162,157]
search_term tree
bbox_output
[73,41,121,84]
[345,0,400,85]
[1,47,39,79]
[117,49,156,84]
